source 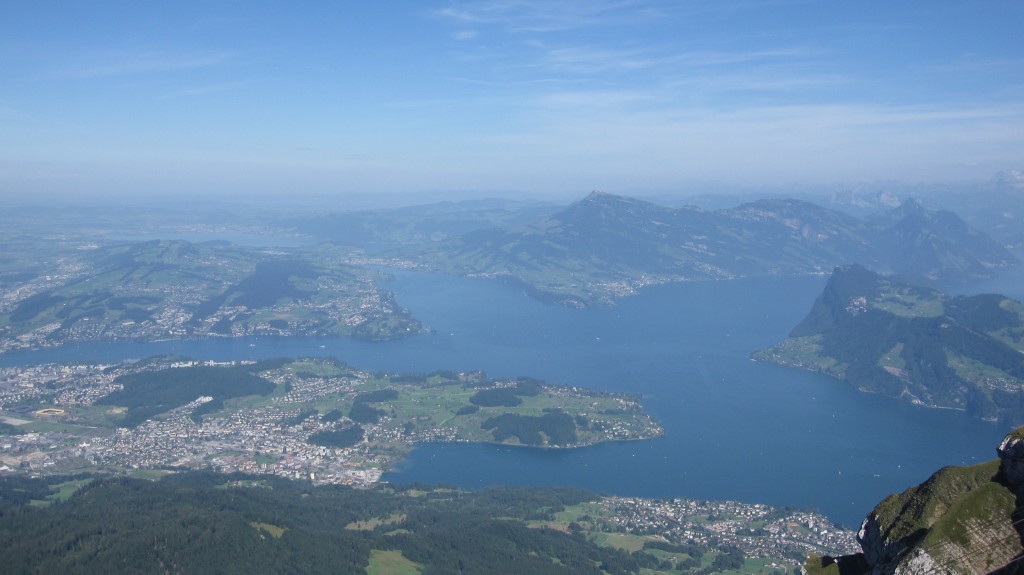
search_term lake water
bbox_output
[0,270,1014,528]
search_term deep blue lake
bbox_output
[1,269,1016,528]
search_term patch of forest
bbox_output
[0,472,645,575]
[482,410,578,446]
[96,360,284,428]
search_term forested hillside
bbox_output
[756,265,1024,422]
[0,472,849,575]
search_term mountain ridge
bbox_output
[808,426,1024,574]
[415,192,1018,307]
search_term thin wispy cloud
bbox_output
[539,46,659,74]
[433,0,655,32]
[41,50,235,80]
[529,45,828,87]
[432,0,810,34]
[668,48,825,68]
[434,2,838,109]
[0,102,31,121]
[474,98,1024,186]
[162,81,248,99]
[663,67,849,101]
[530,89,662,110]
[445,75,576,88]
[2,1,1021,194]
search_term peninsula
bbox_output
[754,264,1024,423]
[0,356,663,484]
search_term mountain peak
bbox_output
[993,169,1024,188]
[559,191,660,219]
[892,198,925,216]
[578,190,634,206]
[879,197,1019,283]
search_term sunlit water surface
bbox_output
[3,266,1019,528]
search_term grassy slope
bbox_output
[818,458,1021,574]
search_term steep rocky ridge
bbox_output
[808,427,1024,574]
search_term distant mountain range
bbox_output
[293,198,560,250]
[414,192,1018,307]
[755,264,1024,423]
[0,240,421,352]
[808,426,1024,575]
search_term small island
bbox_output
[0,356,663,485]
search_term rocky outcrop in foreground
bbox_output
[808,427,1024,574]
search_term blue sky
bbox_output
[2,1,1023,198]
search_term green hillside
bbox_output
[755,264,1024,423]
[0,473,620,575]
[807,427,1024,574]
[0,471,854,575]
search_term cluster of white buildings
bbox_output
[599,496,857,569]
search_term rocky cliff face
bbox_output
[810,428,1024,574]
[998,429,1024,487]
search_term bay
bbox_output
[0,271,1011,528]
[378,272,1008,528]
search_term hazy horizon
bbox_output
[1,174,1021,215]
[3,1,1023,199]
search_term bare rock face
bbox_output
[855,516,947,574]
[845,427,1024,575]
[890,548,943,575]
[856,513,906,570]
[856,514,883,566]
[998,429,1024,490]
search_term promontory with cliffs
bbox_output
[808,426,1024,574]
[755,264,1024,424]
